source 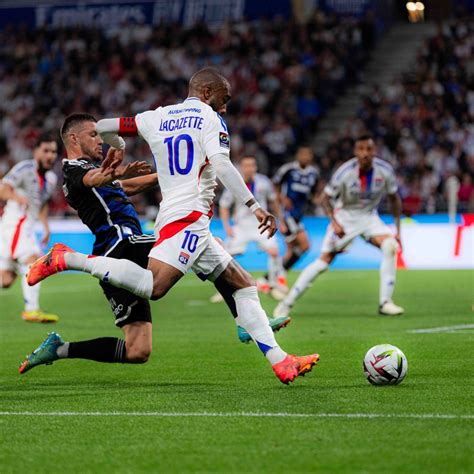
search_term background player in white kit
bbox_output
[274,134,404,318]
[0,134,59,322]
[28,68,319,384]
[211,155,287,303]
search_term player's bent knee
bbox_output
[150,285,169,301]
[381,237,397,256]
[127,345,152,363]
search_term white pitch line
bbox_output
[0,412,472,420]
[408,324,474,334]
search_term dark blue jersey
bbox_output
[273,162,319,221]
[62,157,143,256]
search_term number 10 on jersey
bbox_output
[164,134,194,175]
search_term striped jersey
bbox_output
[2,159,57,226]
[324,157,398,214]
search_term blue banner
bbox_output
[0,0,292,30]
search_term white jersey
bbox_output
[1,159,57,226]
[219,173,276,226]
[135,97,230,229]
[324,157,398,215]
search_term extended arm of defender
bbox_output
[120,173,158,196]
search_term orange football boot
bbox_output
[27,243,72,286]
[272,353,320,384]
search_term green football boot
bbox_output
[19,332,64,374]
[237,315,291,344]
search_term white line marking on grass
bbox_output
[408,324,474,334]
[0,412,472,420]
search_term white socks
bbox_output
[64,252,153,300]
[22,274,40,311]
[267,255,283,286]
[284,258,329,307]
[380,238,397,305]
[233,286,287,365]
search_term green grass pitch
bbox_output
[1,269,473,473]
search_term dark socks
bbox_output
[68,337,127,363]
[283,249,304,271]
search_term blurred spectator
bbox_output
[320,18,473,215]
[0,12,372,216]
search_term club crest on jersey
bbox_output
[179,251,190,265]
[219,132,230,149]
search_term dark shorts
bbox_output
[99,235,155,328]
[282,216,305,242]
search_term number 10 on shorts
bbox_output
[182,230,199,253]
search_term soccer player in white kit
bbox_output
[212,155,287,302]
[0,134,59,322]
[274,134,404,318]
[28,69,319,384]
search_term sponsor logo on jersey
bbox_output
[219,132,230,149]
[178,251,190,265]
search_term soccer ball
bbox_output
[363,344,408,386]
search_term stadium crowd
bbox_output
[323,19,474,214]
[0,13,472,217]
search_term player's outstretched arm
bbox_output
[209,153,277,237]
[84,149,151,188]
[120,173,158,196]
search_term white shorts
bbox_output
[0,218,40,272]
[149,213,232,281]
[321,211,391,254]
[226,224,278,256]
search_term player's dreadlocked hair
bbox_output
[60,113,97,143]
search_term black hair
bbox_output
[60,113,97,142]
[34,133,57,149]
[355,133,374,143]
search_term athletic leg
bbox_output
[216,260,288,364]
[21,255,41,311]
[19,321,152,373]
[370,235,404,315]
[27,243,183,301]
[283,230,310,271]
[274,253,335,317]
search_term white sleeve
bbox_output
[135,109,159,141]
[203,111,230,159]
[209,154,254,206]
[3,162,25,188]
[219,188,235,209]
[385,167,398,195]
[324,171,342,197]
[95,118,125,150]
